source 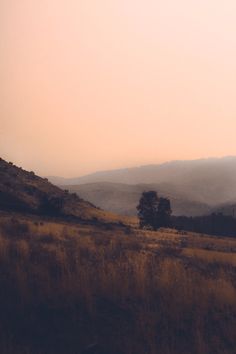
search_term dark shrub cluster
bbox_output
[173,213,236,238]
[39,195,65,216]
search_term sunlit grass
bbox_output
[0,213,236,354]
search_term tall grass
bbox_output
[0,216,236,354]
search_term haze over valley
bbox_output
[47,157,236,217]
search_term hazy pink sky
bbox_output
[1,0,236,177]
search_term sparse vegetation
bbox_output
[0,213,236,354]
[1,159,236,353]
[0,158,131,224]
[39,195,65,216]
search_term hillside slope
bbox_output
[0,158,116,222]
[0,212,236,354]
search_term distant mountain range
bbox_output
[62,182,211,217]
[48,157,236,217]
[1,157,236,219]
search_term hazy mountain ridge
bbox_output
[2,157,236,219]
[63,182,212,217]
[49,156,236,189]
[213,203,236,217]
[54,157,236,216]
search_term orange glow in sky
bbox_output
[1,0,236,177]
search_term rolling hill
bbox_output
[1,157,236,353]
[0,158,121,223]
[0,210,236,354]
[49,157,236,216]
[63,182,211,216]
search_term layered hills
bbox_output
[1,158,236,354]
[52,157,236,216]
[63,182,211,216]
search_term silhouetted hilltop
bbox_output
[0,158,111,221]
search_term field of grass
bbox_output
[0,211,236,354]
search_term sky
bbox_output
[1,0,236,177]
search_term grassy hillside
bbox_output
[0,211,236,354]
[0,158,133,224]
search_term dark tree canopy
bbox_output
[137,191,236,237]
[137,191,172,230]
[137,191,159,230]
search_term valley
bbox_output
[52,157,236,218]
[1,158,236,354]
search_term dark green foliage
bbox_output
[137,191,172,230]
[137,191,159,230]
[173,213,236,237]
[39,195,65,216]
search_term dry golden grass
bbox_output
[0,212,236,354]
[183,248,236,266]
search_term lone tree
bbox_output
[137,191,159,230]
[137,191,172,230]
